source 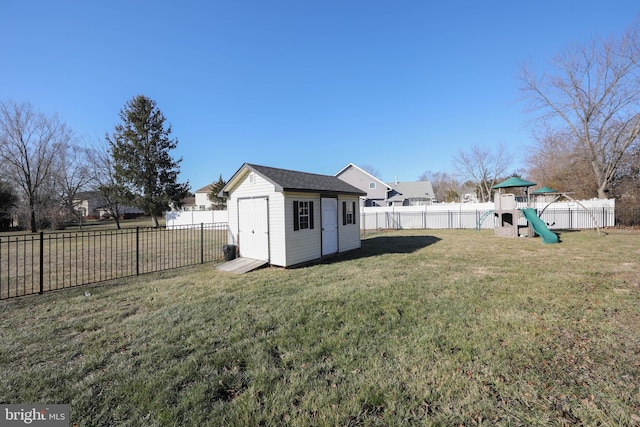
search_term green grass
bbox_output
[1,229,639,426]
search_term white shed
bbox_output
[219,163,366,268]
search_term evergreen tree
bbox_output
[207,174,227,210]
[0,180,18,230]
[107,95,190,227]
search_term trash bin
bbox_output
[223,244,236,261]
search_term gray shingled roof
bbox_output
[226,163,366,196]
[386,181,435,202]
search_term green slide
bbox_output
[520,208,559,244]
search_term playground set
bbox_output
[491,177,560,244]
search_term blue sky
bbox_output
[1,1,638,191]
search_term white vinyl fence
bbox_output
[359,199,615,231]
[166,199,615,231]
[165,210,229,229]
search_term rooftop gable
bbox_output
[334,163,390,190]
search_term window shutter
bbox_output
[309,201,314,229]
[293,201,299,231]
[352,201,356,224]
[342,201,347,225]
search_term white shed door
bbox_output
[321,198,338,255]
[238,198,269,261]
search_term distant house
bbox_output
[334,163,390,206]
[335,163,435,206]
[194,184,214,210]
[178,196,197,211]
[219,163,365,267]
[73,191,104,218]
[74,191,144,219]
[386,179,436,206]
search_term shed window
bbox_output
[343,201,356,225]
[369,182,376,189]
[293,201,314,231]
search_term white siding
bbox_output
[267,192,286,266]
[284,193,322,266]
[227,172,277,248]
[338,195,362,252]
[194,191,213,209]
[336,166,387,204]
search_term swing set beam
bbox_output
[537,192,602,236]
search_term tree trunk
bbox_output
[30,207,37,233]
[597,184,608,200]
[151,215,159,228]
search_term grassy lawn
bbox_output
[1,229,639,426]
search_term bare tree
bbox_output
[526,127,598,198]
[0,101,71,232]
[611,138,640,204]
[419,170,463,202]
[54,144,93,228]
[452,143,513,202]
[361,164,381,179]
[86,140,125,229]
[519,21,640,199]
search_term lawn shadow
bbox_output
[298,235,441,268]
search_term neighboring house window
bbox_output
[293,201,314,230]
[369,182,376,189]
[343,201,356,225]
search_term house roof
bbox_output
[181,196,196,206]
[220,163,367,197]
[386,181,435,202]
[195,184,214,193]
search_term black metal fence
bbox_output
[0,223,230,299]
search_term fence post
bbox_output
[136,227,140,276]
[39,232,44,295]
[569,208,572,229]
[200,223,204,264]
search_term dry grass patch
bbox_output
[1,228,639,425]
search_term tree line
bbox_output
[0,95,190,232]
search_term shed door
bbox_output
[321,198,338,255]
[238,197,269,261]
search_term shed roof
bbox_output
[492,177,536,189]
[220,163,367,197]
